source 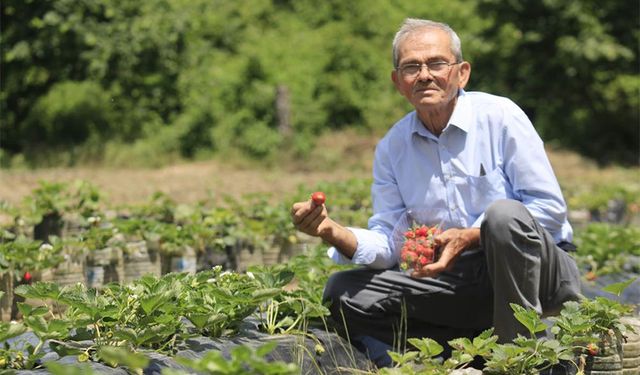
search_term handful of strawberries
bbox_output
[399,224,441,273]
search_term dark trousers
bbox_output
[322,199,582,349]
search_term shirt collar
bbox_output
[411,89,472,138]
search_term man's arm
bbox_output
[501,101,571,242]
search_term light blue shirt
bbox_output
[328,90,572,269]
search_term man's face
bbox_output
[391,28,470,112]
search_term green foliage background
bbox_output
[1,0,638,167]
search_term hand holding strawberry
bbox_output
[290,191,358,259]
[290,191,329,238]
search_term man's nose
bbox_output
[416,65,433,80]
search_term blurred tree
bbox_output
[474,0,639,165]
[1,0,634,166]
[1,0,186,164]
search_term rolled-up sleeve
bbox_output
[327,227,396,268]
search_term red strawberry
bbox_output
[415,226,428,237]
[23,271,32,283]
[311,191,326,206]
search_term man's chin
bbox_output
[413,95,441,107]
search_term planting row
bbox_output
[0,246,360,373]
[1,254,639,374]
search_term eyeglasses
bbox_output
[396,61,462,78]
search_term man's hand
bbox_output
[290,199,331,237]
[290,194,358,258]
[411,227,480,278]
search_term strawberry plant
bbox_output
[568,184,640,223]
[574,223,640,276]
[0,235,63,279]
[249,264,327,335]
[5,301,72,370]
[129,191,177,223]
[17,180,105,237]
[550,296,634,357]
[481,304,574,374]
[0,321,27,370]
[78,225,124,252]
[201,207,244,253]
[381,304,573,374]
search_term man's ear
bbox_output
[458,61,471,89]
[391,69,401,92]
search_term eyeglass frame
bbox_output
[395,61,463,78]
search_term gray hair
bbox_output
[392,19,463,68]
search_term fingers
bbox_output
[411,259,447,278]
[411,242,455,278]
[290,200,325,235]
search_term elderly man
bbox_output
[290,18,581,366]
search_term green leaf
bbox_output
[602,277,638,296]
[511,303,547,336]
[250,287,282,301]
[255,342,277,357]
[14,282,61,300]
[139,293,167,315]
[46,361,96,375]
[0,321,27,342]
[44,319,71,340]
[186,313,209,329]
[408,337,444,357]
[97,346,149,371]
[113,327,138,343]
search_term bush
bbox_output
[22,81,114,163]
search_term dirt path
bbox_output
[0,159,372,207]
[1,135,637,209]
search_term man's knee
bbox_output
[483,199,527,230]
[482,199,530,254]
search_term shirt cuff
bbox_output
[327,227,392,268]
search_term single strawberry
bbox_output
[415,226,428,237]
[311,191,326,206]
[586,343,599,356]
[23,271,32,283]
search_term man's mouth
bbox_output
[414,86,438,93]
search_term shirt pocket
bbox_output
[461,166,511,218]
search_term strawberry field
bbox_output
[0,178,639,374]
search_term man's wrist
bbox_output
[318,218,336,242]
